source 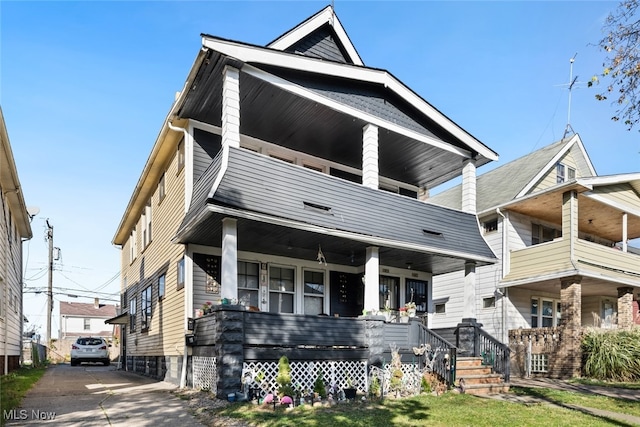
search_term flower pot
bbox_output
[408,308,417,317]
[344,388,357,400]
[400,316,409,323]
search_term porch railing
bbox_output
[477,328,510,382]
[417,323,457,387]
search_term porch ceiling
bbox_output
[179,212,468,275]
[505,190,640,242]
[503,276,640,298]
[177,51,488,190]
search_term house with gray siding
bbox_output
[110,6,504,393]
[0,107,33,374]
[429,133,640,378]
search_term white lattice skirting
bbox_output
[193,356,217,392]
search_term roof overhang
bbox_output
[104,312,128,325]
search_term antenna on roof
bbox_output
[562,53,584,139]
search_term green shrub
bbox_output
[276,356,294,397]
[314,368,327,398]
[582,328,640,381]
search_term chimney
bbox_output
[94,298,99,309]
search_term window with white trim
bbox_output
[142,200,152,249]
[303,270,325,315]
[84,318,91,330]
[158,173,166,202]
[531,297,561,327]
[269,266,294,313]
[130,228,137,263]
[129,296,137,332]
[158,273,165,300]
[238,261,259,307]
[556,163,576,184]
[177,257,185,290]
[141,285,152,330]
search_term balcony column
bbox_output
[562,190,579,250]
[362,124,379,190]
[221,218,238,301]
[463,261,477,319]
[622,212,628,253]
[364,246,380,312]
[461,158,476,214]
[617,287,634,329]
[222,65,241,149]
[560,275,582,377]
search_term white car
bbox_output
[70,337,111,366]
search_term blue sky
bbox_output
[2,1,639,339]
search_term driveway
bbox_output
[6,363,205,426]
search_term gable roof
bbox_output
[113,7,498,245]
[429,134,595,213]
[59,301,117,318]
[267,6,363,65]
[0,107,32,239]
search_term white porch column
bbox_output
[463,261,477,319]
[622,212,628,252]
[364,246,380,312]
[461,158,477,214]
[362,124,379,190]
[221,218,238,300]
[222,65,241,149]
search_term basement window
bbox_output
[483,297,496,308]
[303,201,333,215]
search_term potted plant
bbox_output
[399,307,409,322]
[343,375,357,400]
[405,301,417,317]
[313,369,327,400]
[202,301,213,314]
[276,355,295,402]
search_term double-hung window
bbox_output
[141,285,152,330]
[142,201,152,249]
[269,266,294,313]
[129,297,137,332]
[237,261,259,307]
[531,297,561,327]
[303,270,325,315]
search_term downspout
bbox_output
[168,120,191,389]
[496,208,508,343]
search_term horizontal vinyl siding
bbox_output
[216,148,494,260]
[122,146,186,357]
[575,239,640,281]
[590,183,640,210]
[192,128,222,183]
[431,270,464,329]
[506,239,572,281]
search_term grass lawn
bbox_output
[0,365,46,426]
[512,386,640,418]
[212,391,637,427]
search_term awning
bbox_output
[105,312,128,325]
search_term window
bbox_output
[556,163,576,184]
[129,297,137,332]
[303,270,325,315]
[483,219,498,234]
[83,318,91,330]
[379,276,400,310]
[122,288,128,309]
[142,200,152,249]
[237,261,259,307]
[130,227,137,262]
[406,279,428,312]
[435,303,446,314]
[158,274,165,300]
[531,297,561,327]
[483,297,496,308]
[158,173,166,202]
[13,294,18,313]
[177,257,185,290]
[178,139,185,172]
[269,266,294,313]
[141,285,152,330]
[531,223,561,245]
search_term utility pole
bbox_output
[46,219,53,350]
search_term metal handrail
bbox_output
[477,327,510,382]
[417,324,457,387]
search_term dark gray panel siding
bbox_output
[212,148,494,259]
[284,25,351,64]
[193,128,222,183]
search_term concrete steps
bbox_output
[456,357,510,396]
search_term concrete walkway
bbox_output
[484,377,640,426]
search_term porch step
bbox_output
[455,357,509,395]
